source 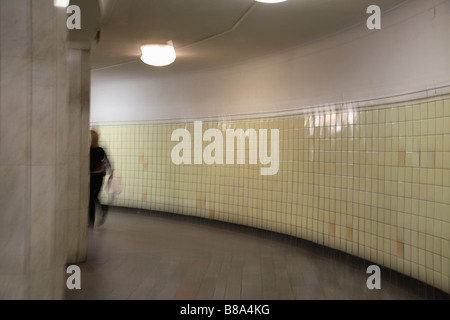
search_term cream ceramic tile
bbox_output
[30,166,55,272]
[444,100,450,117]
[0,56,31,166]
[0,165,29,274]
[0,0,31,58]
[32,84,57,165]
[93,99,450,294]
[444,118,450,135]
[412,104,421,120]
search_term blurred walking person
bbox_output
[89,130,113,227]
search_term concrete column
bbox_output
[0,0,97,299]
[65,48,91,264]
[64,0,101,265]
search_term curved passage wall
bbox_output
[94,94,450,294]
[90,0,450,294]
[91,0,450,124]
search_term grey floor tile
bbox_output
[65,207,449,300]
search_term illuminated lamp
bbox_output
[140,41,176,67]
[54,0,70,7]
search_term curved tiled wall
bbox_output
[94,95,450,294]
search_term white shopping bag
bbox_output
[107,176,122,205]
[107,176,122,194]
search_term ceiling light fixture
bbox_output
[140,41,176,67]
[54,0,70,7]
[255,0,287,3]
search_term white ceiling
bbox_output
[90,0,409,75]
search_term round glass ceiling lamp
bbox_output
[54,0,70,7]
[255,0,287,3]
[140,41,176,67]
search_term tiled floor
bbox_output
[65,207,449,300]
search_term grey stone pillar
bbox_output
[65,48,91,264]
[65,0,101,265]
[0,0,99,299]
[0,0,69,299]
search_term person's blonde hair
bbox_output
[90,130,99,148]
